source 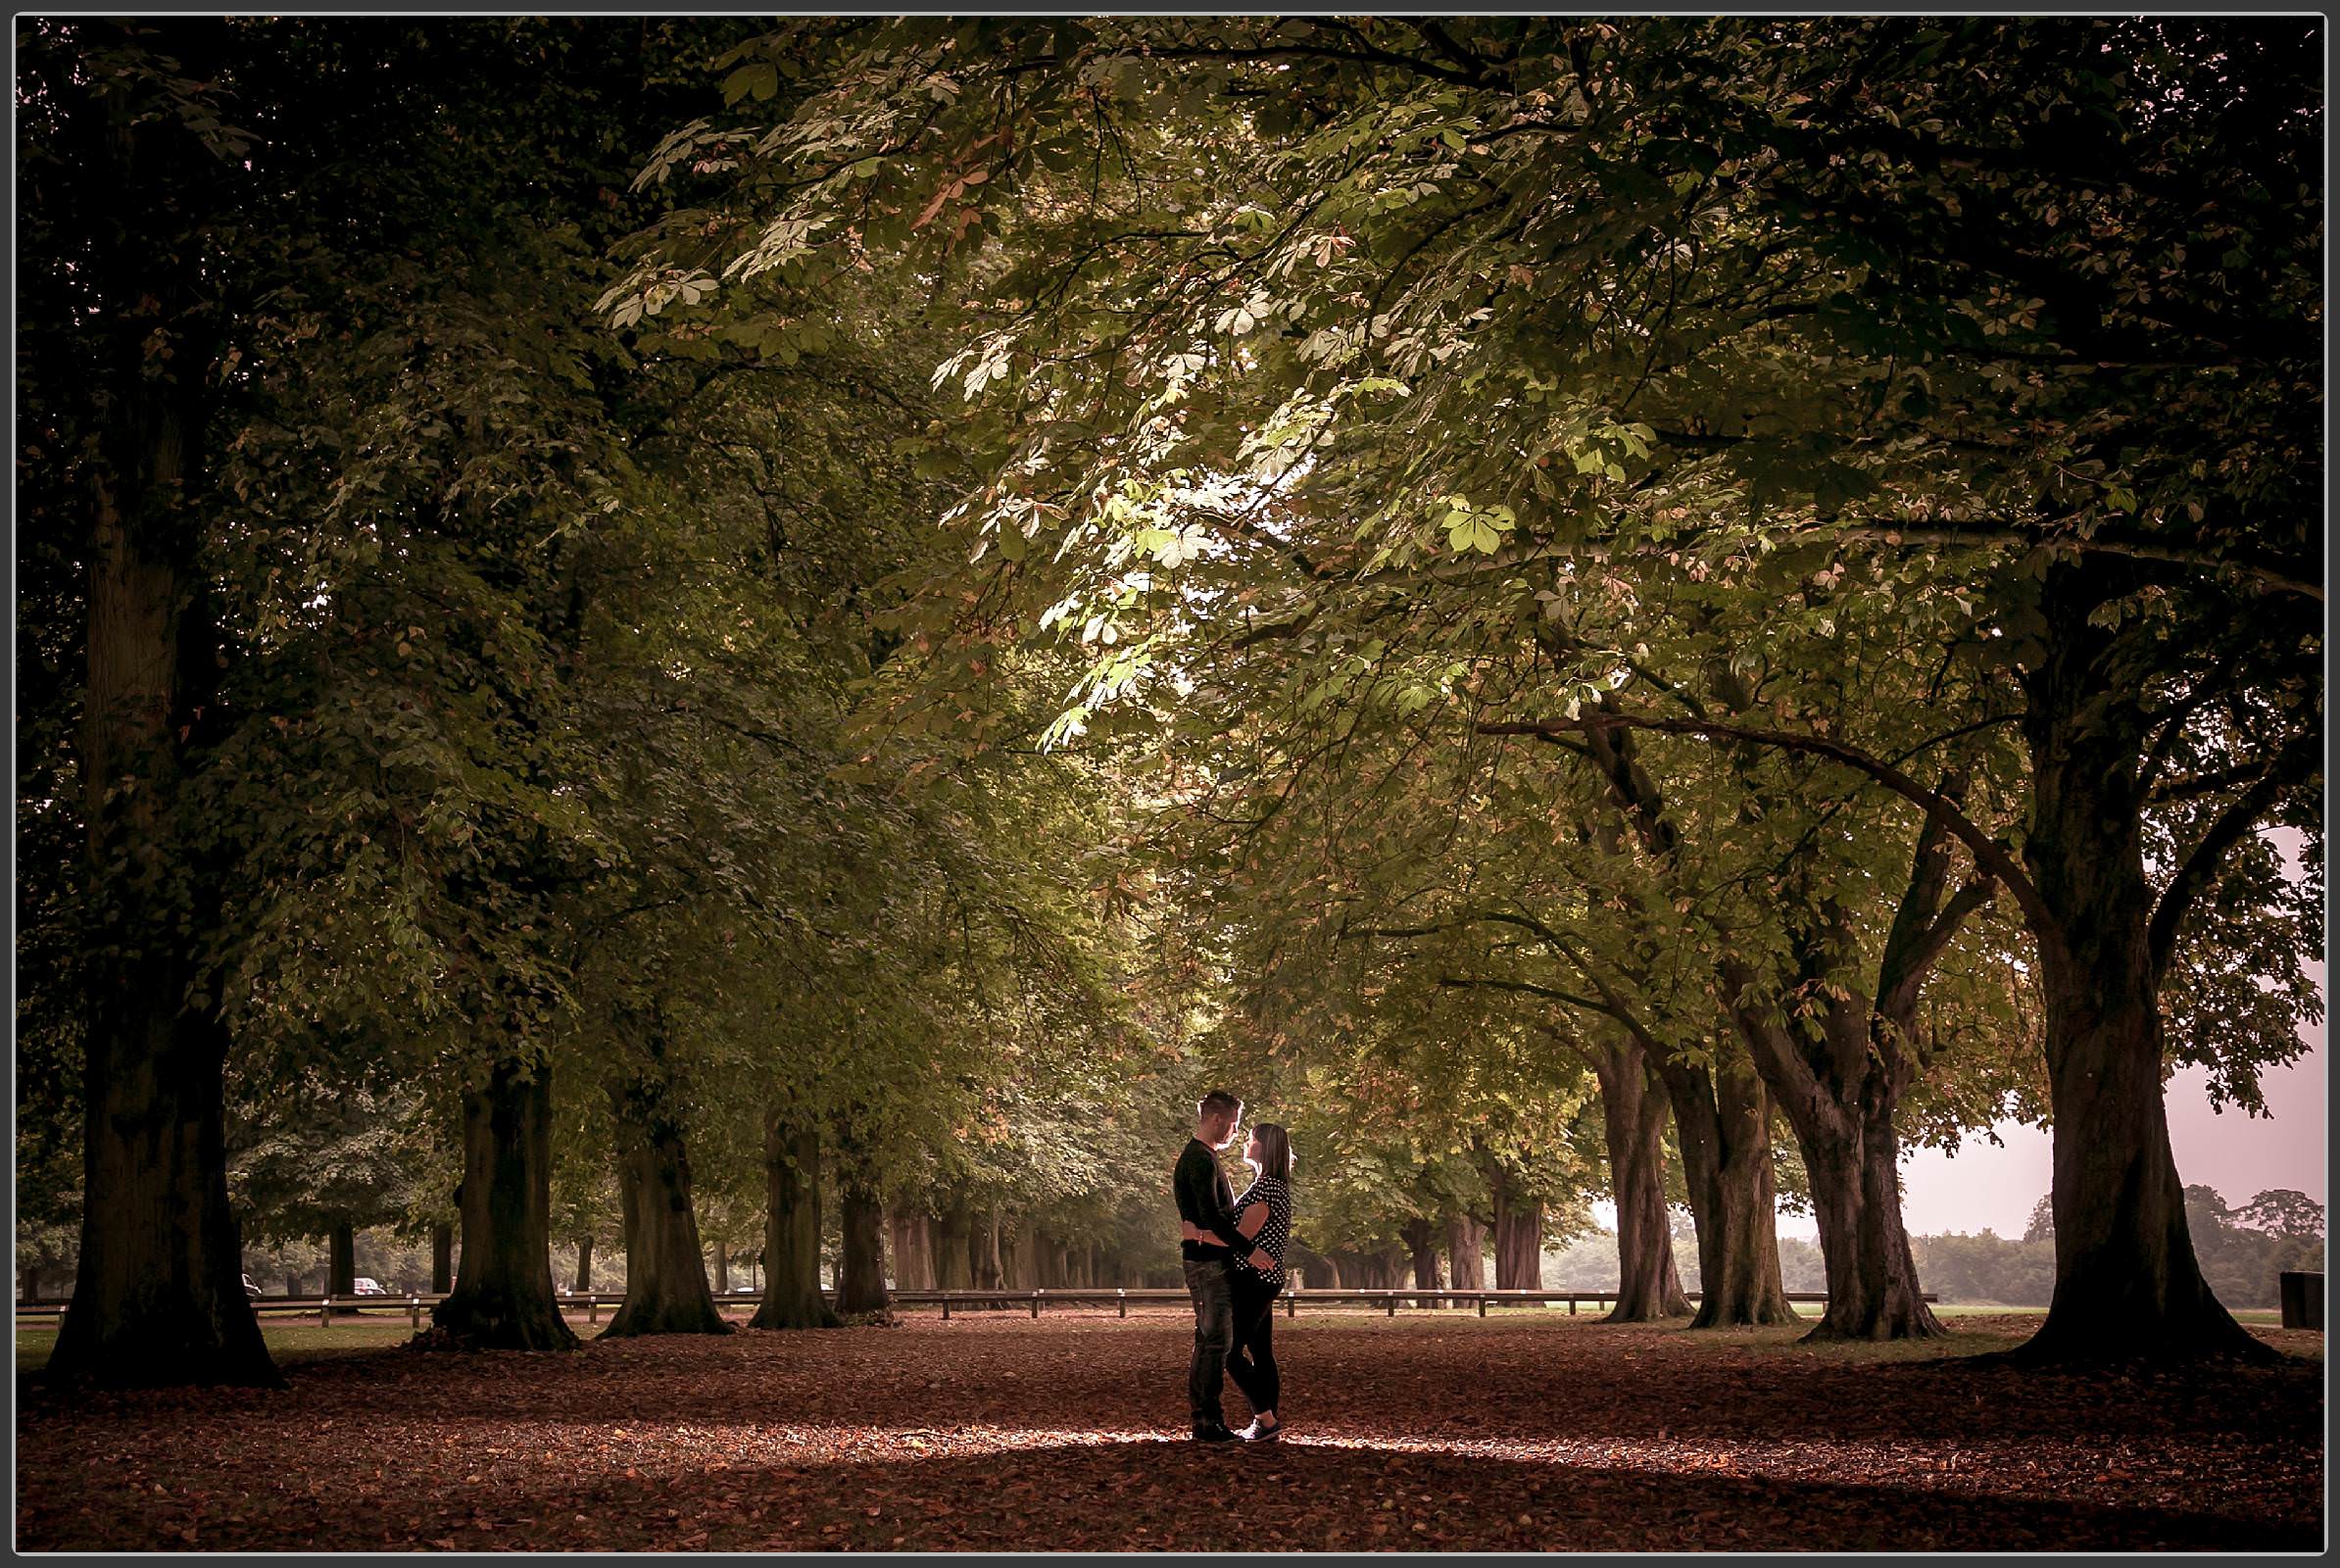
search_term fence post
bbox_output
[319,1295,331,1327]
[1386,1293,1395,1318]
[1117,1288,1126,1320]
[1031,1290,1043,1320]
[410,1296,421,1332]
[588,1296,599,1326]
[1569,1297,1577,1316]
[942,1296,951,1322]
[1286,1290,1295,1319]
[1477,1294,1487,1318]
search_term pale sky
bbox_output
[1587,963,2327,1243]
[1889,986,2327,1240]
[1850,831,2327,1240]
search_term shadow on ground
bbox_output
[15,1313,2321,1551]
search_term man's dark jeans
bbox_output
[1183,1255,1235,1428]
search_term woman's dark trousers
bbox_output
[1226,1274,1283,1416]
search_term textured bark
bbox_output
[973,1211,1005,1292]
[1660,1052,1796,1329]
[967,1209,1015,1308]
[429,1058,576,1351]
[935,1206,975,1290]
[325,1220,361,1315]
[2014,570,2269,1363]
[888,1212,936,1291]
[600,1066,725,1339]
[1727,935,1944,1343]
[1595,1043,1693,1321]
[39,24,274,1396]
[431,1223,455,1294]
[750,1107,837,1330]
[573,1236,593,1294]
[1492,1208,1543,1290]
[712,1240,730,1296]
[1478,1153,1544,1290]
[836,1178,888,1316]
[1292,1243,1339,1290]
[1444,1215,1487,1291]
[1572,710,1793,1329]
[1401,1219,1445,1307]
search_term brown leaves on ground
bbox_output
[13,1310,2323,1551]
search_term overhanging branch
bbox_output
[1477,710,2054,934]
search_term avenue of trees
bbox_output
[16,17,2321,1388]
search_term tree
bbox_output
[2233,1191,2324,1242]
[23,17,277,1388]
[612,16,2319,1363]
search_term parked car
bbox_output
[351,1278,388,1296]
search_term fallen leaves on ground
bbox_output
[13,1310,2323,1551]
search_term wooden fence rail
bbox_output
[16,1286,1933,1329]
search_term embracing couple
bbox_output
[1173,1090,1293,1444]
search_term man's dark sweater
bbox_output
[1174,1137,1251,1260]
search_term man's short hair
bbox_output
[1196,1090,1243,1122]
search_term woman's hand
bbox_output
[1248,1249,1274,1272]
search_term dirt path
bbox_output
[14,1311,2322,1551]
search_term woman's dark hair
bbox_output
[1247,1122,1294,1181]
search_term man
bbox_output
[1174,1090,1271,1443]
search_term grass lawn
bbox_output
[17,1302,2303,1373]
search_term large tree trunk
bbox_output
[1728,980,1944,1344]
[573,1236,593,1293]
[1444,1215,1487,1291]
[1595,1043,1693,1321]
[969,1208,1013,1308]
[836,1175,889,1316]
[750,1106,837,1330]
[1493,1210,1542,1290]
[1401,1219,1445,1307]
[41,29,274,1396]
[431,1222,455,1294]
[1660,1052,1796,1329]
[601,1069,726,1338]
[1713,763,1975,1344]
[2015,587,2266,1363]
[326,1219,361,1315]
[48,992,272,1388]
[429,1057,576,1350]
[888,1212,935,1291]
[1777,1082,1941,1342]
[1480,1158,1544,1291]
[935,1206,975,1290]
[1574,693,1794,1330]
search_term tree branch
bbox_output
[2147,729,2322,980]
[1478,710,2054,934]
[1437,973,1617,1019]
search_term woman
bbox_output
[1223,1121,1293,1441]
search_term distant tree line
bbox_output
[1542,1187,2324,1308]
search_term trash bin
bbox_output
[2278,1270,2322,1330]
